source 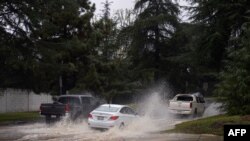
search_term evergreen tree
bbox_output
[187,0,250,72]
[37,0,95,94]
[73,0,125,101]
[188,0,250,114]
[216,24,250,115]
[0,0,96,94]
[130,0,179,83]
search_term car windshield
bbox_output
[95,105,120,112]
[177,96,193,101]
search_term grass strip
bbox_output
[0,112,40,124]
[165,114,250,136]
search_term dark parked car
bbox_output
[40,95,100,123]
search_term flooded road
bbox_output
[0,94,223,141]
[0,116,188,141]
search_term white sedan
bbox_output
[88,104,138,129]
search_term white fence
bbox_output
[0,89,52,113]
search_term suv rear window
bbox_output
[177,96,193,101]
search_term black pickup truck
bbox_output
[40,95,100,123]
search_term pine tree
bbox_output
[0,0,96,94]
[188,0,250,114]
[216,23,250,115]
[130,0,179,83]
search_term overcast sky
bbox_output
[90,0,190,20]
[90,0,135,16]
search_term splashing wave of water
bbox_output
[16,90,222,141]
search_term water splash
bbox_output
[15,85,223,141]
[203,102,223,117]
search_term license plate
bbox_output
[97,116,104,120]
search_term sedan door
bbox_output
[119,107,130,124]
[126,107,137,120]
[120,107,137,125]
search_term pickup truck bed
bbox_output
[40,103,66,116]
[40,95,100,123]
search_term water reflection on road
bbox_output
[0,116,183,141]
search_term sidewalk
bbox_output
[124,133,223,141]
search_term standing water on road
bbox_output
[4,88,222,141]
[16,92,178,141]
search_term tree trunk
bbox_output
[154,26,160,82]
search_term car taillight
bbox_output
[190,102,192,108]
[88,114,93,119]
[65,104,70,112]
[109,116,119,120]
